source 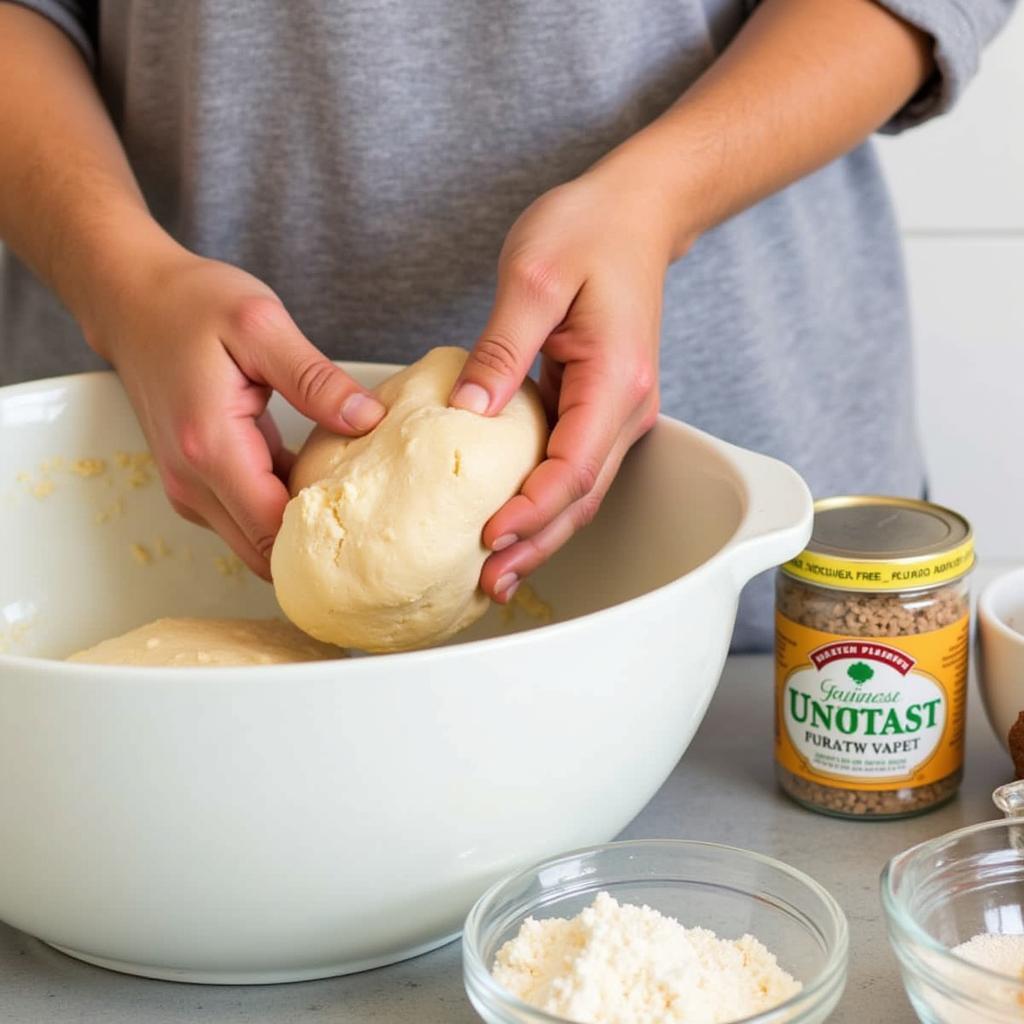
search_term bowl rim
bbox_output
[0,518,731,675]
[0,370,787,676]
[880,816,1024,996]
[462,837,849,1024]
[978,565,1024,647]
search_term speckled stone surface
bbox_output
[0,653,1009,1023]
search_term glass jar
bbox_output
[775,496,973,819]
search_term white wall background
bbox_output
[876,11,1024,563]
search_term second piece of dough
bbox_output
[67,617,344,666]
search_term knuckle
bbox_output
[292,357,340,408]
[520,535,546,567]
[507,254,564,308]
[571,492,603,530]
[228,294,288,340]
[471,334,524,379]
[568,456,601,503]
[176,422,214,472]
[252,533,276,560]
[626,360,657,404]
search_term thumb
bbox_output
[229,297,385,434]
[450,258,572,415]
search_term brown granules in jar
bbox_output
[777,580,968,639]
[778,767,961,817]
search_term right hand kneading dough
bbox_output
[271,347,549,653]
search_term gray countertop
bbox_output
[0,653,1010,1024]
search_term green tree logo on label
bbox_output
[847,662,874,686]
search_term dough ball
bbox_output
[272,346,549,653]
[67,618,345,666]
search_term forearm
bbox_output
[593,0,934,259]
[0,4,181,352]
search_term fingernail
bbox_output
[450,381,490,415]
[492,533,518,552]
[341,393,386,432]
[495,572,519,597]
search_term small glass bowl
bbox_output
[882,817,1024,1023]
[463,839,848,1024]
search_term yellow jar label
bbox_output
[775,612,968,791]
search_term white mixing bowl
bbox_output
[0,365,811,984]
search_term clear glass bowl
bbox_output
[882,817,1024,1023]
[463,839,849,1024]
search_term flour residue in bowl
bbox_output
[491,891,801,1024]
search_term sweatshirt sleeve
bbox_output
[876,0,1019,133]
[1,1,97,67]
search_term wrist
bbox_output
[587,111,723,263]
[59,207,190,361]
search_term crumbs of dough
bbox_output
[131,543,153,565]
[19,454,110,492]
[13,449,148,514]
[95,495,128,524]
[15,464,57,499]
[70,458,107,478]
[114,450,155,488]
[452,449,462,477]
[501,581,554,626]
[130,538,177,564]
[214,553,246,577]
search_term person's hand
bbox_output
[87,250,386,579]
[450,166,676,602]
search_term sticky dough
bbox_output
[271,347,549,653]
[67,618,345,666]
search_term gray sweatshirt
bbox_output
[0,0,1016,648]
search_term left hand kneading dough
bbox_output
[272,347,549,653]
[67,618,344,666]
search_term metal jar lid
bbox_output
[781,495,974,592]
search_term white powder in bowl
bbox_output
[490,891,802,1024]
[953,933,1024,978]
